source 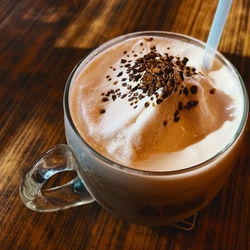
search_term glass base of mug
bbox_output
[171,213,197,231]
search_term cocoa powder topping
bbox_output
[100,42,200,120]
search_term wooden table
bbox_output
[0,0,249,249]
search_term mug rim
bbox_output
[63,31,249,176]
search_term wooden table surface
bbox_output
[0,0,249,249]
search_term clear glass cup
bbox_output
[19,31,249,227]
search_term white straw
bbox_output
[203,0,233,71]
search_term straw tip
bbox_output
[202,56,212,72]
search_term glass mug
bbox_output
[19,31,248,228]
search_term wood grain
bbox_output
[0,0,249,249]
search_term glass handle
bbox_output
[19,144,94,212]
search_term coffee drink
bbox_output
[19,32,248,226]
[62,32,247,226]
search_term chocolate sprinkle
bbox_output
[210,88,216,94]
[178,102,183,110]
[184,100,198,110]
[183,87,189,96]
[144,37,154,42]
[179,71,184,81]
[190,85,198,94]
[174,111,180,122]
[102,97,109,102]
[182,57,189,65]
[156,99,163,104]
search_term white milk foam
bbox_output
[70,36,244,171]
